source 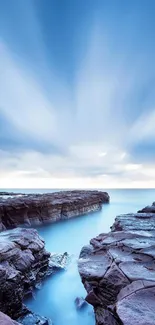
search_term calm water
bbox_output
[2,188,155,325]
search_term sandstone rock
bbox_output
[0,228,50,318]
[78,202,155,325]
[0,228,69,321]
[0,190,109,229]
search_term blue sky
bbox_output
[0,0,155,188]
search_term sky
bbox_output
[0,0,155,188]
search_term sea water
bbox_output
[2,189,155,325]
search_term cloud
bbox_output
[0,42,57,141]
[1,3,155,188]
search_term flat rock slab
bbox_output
[117,287,155,325]
[0,190,109,230]
[78,201,155,325]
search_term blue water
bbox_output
[2,189,155,325]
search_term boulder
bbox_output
[74,297,88,310]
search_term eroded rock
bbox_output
[0,190,109,230]
[78,202,155,325]
[74,297,88,310]
[0,228,68,321]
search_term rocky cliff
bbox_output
[78,202,155,325]
[0,190,109,230]
[0,226,71,324]
[0,228,51,319]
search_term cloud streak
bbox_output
[1,1,155,188]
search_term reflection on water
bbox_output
[3,188,155,325]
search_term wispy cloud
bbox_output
[1,1,155,188]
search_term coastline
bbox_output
[78,201,155,325]
[0,190,109,325]
[0,190,109,230]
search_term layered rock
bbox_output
[0,228,52,320]
[78,203,155,325]
[0,190,109,230]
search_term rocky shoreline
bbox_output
[78,201,155,325]
[0,190,109,230]
[0,227,70,325]
[0,190,109,325]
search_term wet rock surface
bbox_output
[78,202,155,325]
[0,228,69,324]
[0,190,109,230]
[74,297,88,310]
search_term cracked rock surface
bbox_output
[0,228,69,325]
[0,190,109,230]
[78,202,155,325]
[0,228,51,319]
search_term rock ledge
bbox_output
[78,201,155,325]
[0,190,109,230]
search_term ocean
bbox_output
[2,188,155,325]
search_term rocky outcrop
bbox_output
[0,192,23,196]
[0,190,109,230]
[0,228,51,319]
[78,203,155,325]
[138,201,155,213]
[0,228,69,323]
[74,297,88,310]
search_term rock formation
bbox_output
[74,297,88,310]
[0,190,109,230]
[0,227,69,324]
[78,203,155,325]
[0,192,23,197]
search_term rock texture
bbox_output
[0,227,69,324]
[74,297,88,310]
[0,228,51,319]
[78,202,155,325]
[0,312,21,325]
[17,311,52,325]
[0,190,109,230]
